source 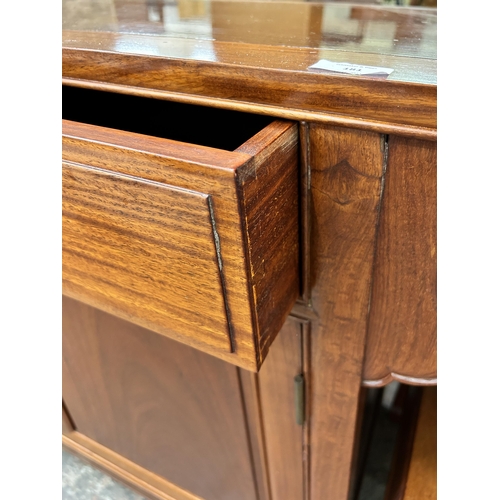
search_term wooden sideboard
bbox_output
[62,2,437,499]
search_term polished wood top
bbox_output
[63,0,436,134]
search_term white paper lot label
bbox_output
[308,59,394,76]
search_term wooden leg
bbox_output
[308,125,385,500]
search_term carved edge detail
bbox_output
[362,372,437,388]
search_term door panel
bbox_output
[258,318,305,500]
[62,296,257,500]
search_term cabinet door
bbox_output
[62,296,257,500]
[238,317,308,500]
[258,318,306,500]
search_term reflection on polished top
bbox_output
[62,0,437,132]
[63,0,436,82]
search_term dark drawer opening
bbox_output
[62,86,274,152]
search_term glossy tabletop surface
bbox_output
[62,1,437,133]
[63,0,436,84]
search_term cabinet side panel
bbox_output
[62,297,257,500]
[364,137,437,385]
[308,125,385,500]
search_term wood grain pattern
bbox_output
[258,318,304,500]
[62,0,437,138]
[238,371,272,500]
[62,0,436,133]
[63,162,233,353]
[63,1,436,62]
[62,118,298,370]
[62,297,257,500]
[363,137,437,386]
[238,316,311,500]
[63,308,309,500]
[236,123,300,363]
[62,79,436,141]
[308,125,385,500]
[240,315,312,500]
[61,4,438,499]
[62,1,436,80]
[62,42,436,131]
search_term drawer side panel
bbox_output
[236,122,300,365]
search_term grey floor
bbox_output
[62,450,145,500]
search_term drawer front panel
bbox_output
[62,119,299,370]
[63,162,233,353]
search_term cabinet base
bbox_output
[62,432,202,500]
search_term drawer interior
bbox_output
[62,85,274,151]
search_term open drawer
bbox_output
[62,86,299,371]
